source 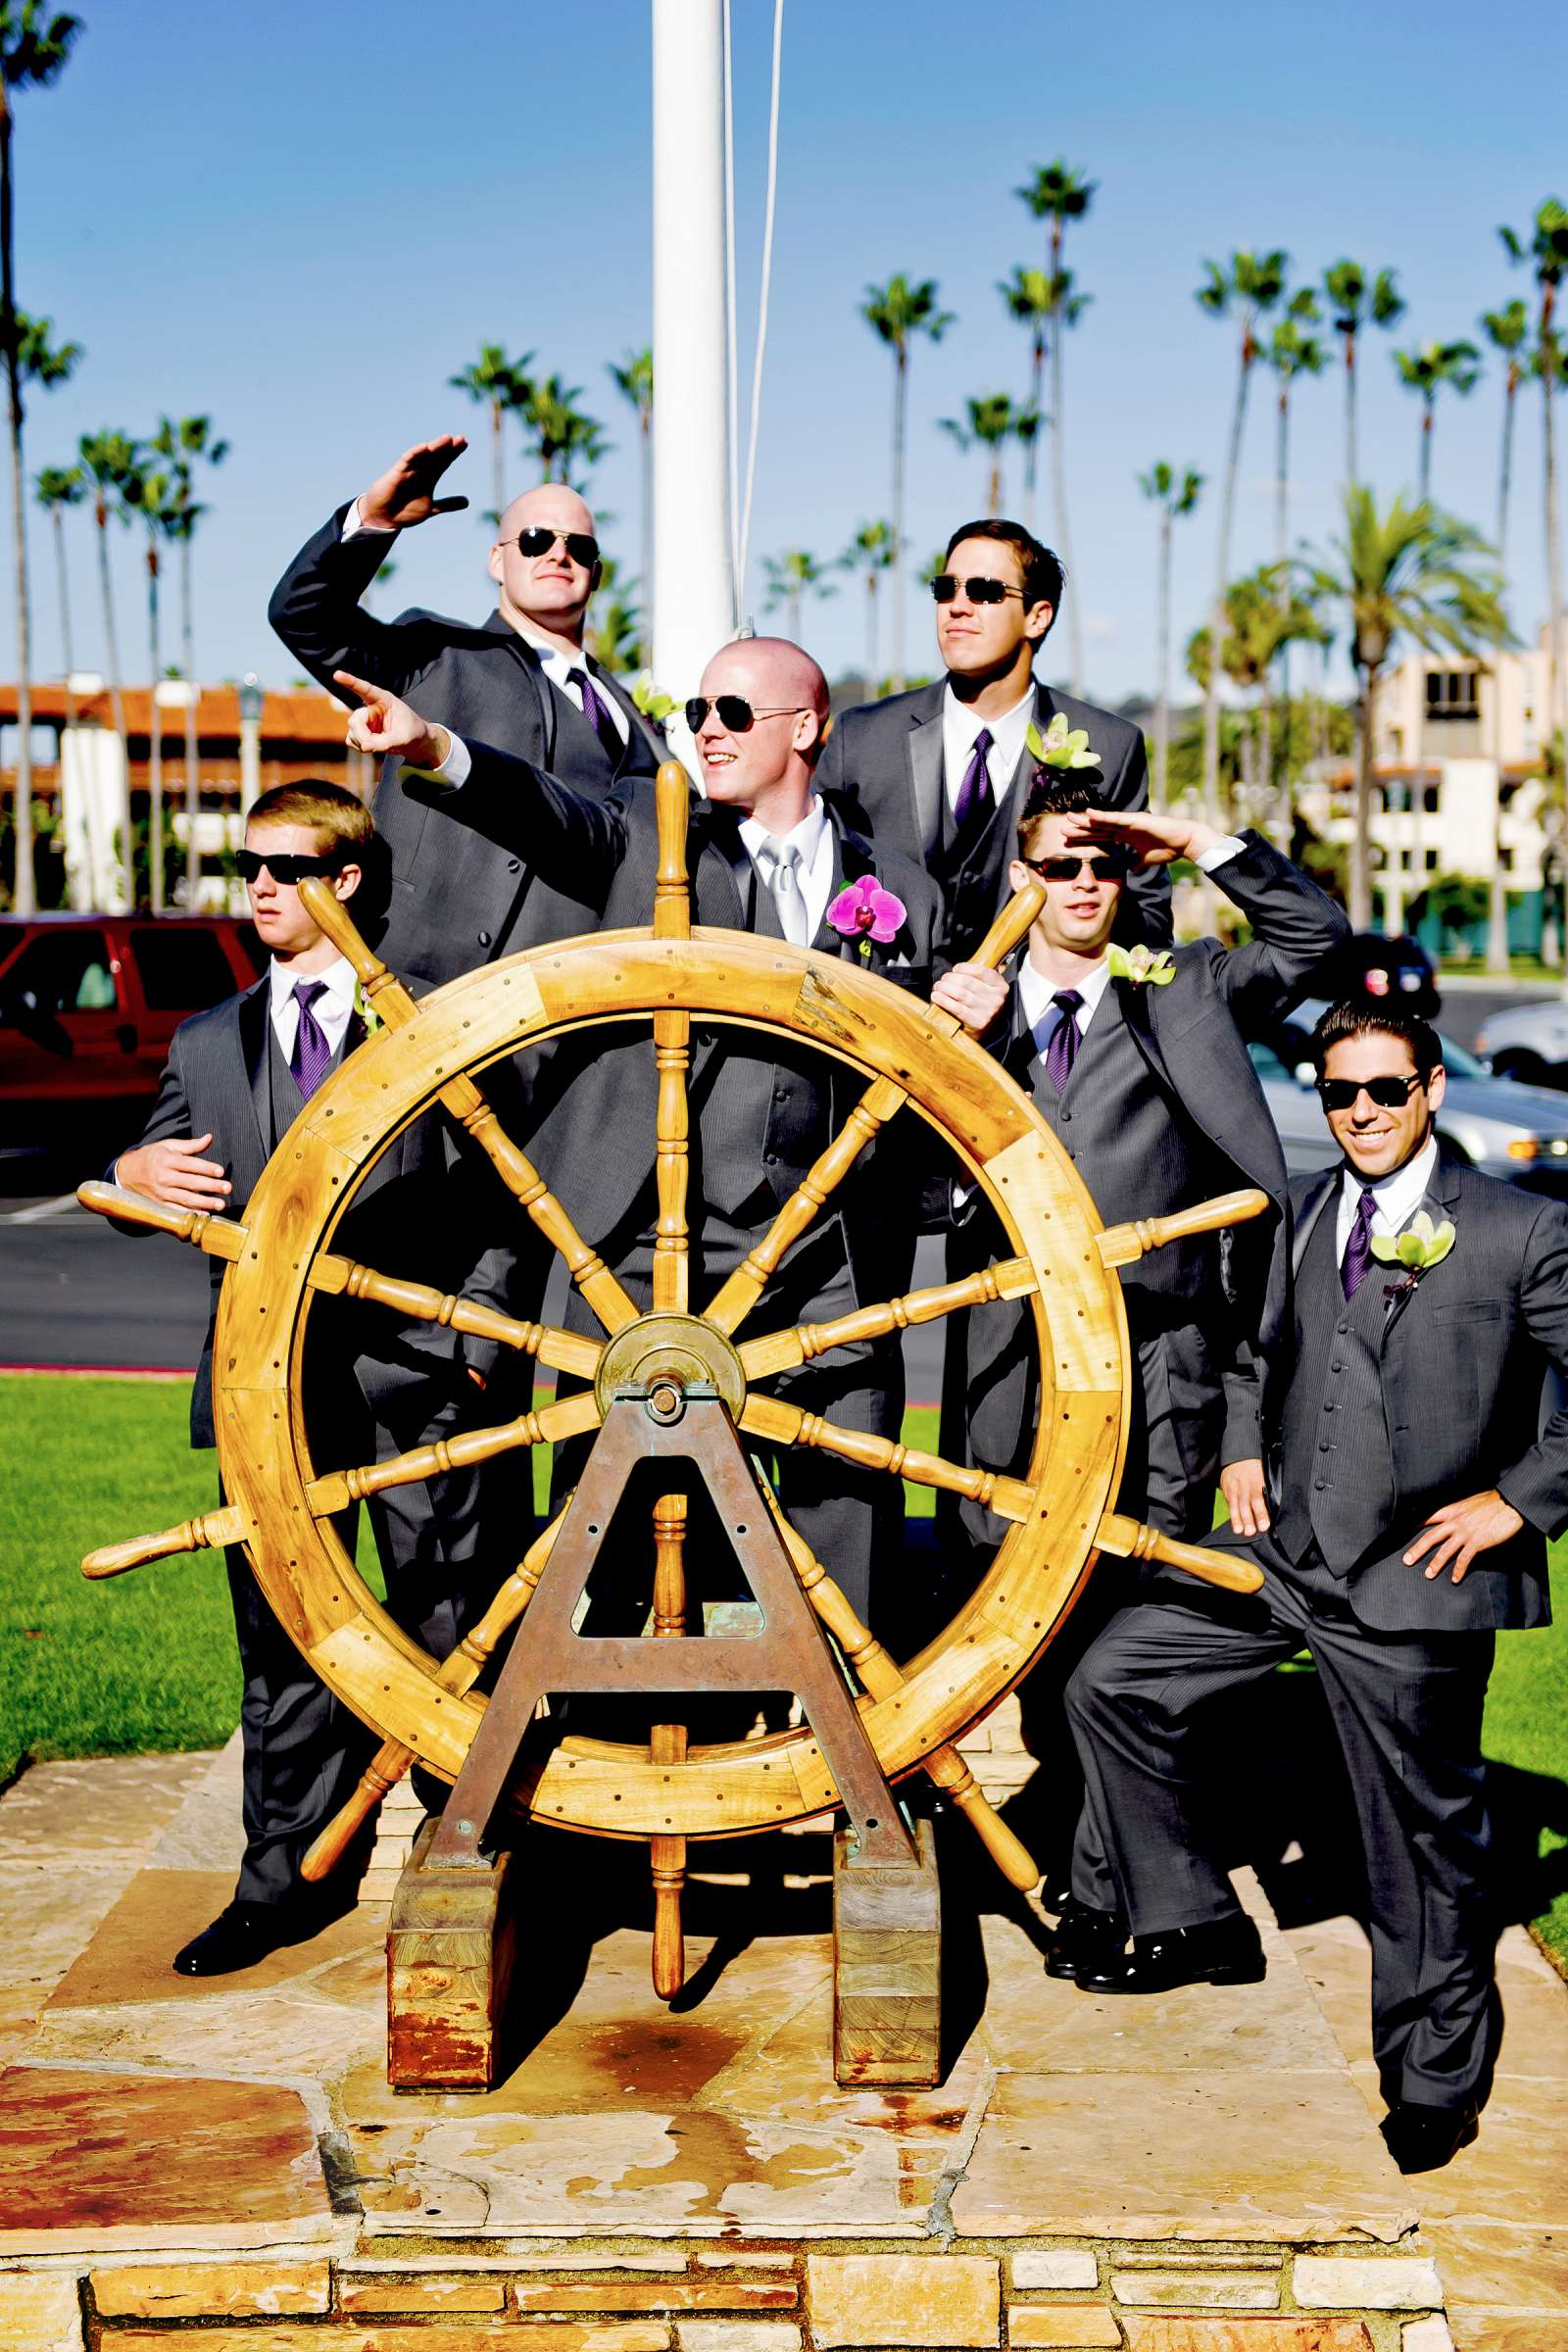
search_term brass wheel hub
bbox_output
[593,1310,748,1422]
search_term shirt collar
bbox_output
[943,679,1035,750]
[1341,1131,1439,1226]
[738,794,830,866]
[1017,953,1112,1037]
[511,616,588,678]
[269,954,357,1015]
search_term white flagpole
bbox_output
[651,0,736,761]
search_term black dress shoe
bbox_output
[172,1901,321,1977]
[1075,1913,1266,1994]
[1041,1880,1075,1916]
[1044,1898,1127,1982]
[1381,2101,1478,2175]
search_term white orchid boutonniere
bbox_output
[630,671,677,725]
[354,979,384,1037]
[1373,1210,1455,1301]
[1027,712,1102,772]
[1106,942,1176,988]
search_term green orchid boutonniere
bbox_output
[630,672,677,725]
[1026,712,1102,772]
[354,980,384,1037]
[1372,1210,1455,1301]
[1106,942,1176,988]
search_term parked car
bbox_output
[0,913,264,1150]
[1472,998,1568,1089]
[1247,999,1568,1192]
[1298,931,1440,1020]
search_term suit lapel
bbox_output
[906,700,945,858]
[239,978,272,1165]
[482,613,556,763]
[1380,1149,1464,1348]
[591,658,661,768]
[811,814,868,956]
[1291,1167,1341,1286]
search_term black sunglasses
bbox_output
[1316,1073,1423,1112]
[684,696,809,732]
[1022,853,1129,883]
[931,573,1025,606]
[511,525,600,566]
[236,848,346,886]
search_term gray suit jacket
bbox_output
[1231,1149,1568,1633]
[430,739,942,1263]
[816,675,1171,955]
[268,505,663,987]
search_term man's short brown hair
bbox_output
[944,516,1064,616]
[247,779,374,859]
[1312,999,1443,1083]
[1017,774,1101,859]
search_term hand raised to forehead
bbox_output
[1059,808,1197,867]
[358,437,469,532]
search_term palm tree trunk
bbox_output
[788,586,801,641]
[146,537,164,914]
[52,506,74,723]
[0,94,35,917]
[1344,331,1358,488]
[1486,659,1510,974]
[1350,663,1377,929]
[491,396,504,525]
[1419,407,1432,505]
[1543,288,1566,766]
[1202,341,1251,824]
[181,531,199,905]
[93,501,132,906]
[1049,314,1083,693]
[891,347,907,691]
[864,573,877,689]
[1154,507,1172,809]
[1275,383,1292,829]
[1498,372,1517,560]
[1024,329,1044,527]
[987,453,1001,517]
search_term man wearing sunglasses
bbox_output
[817,516,1170,959]
[270,436,663,994]
[107,783,500,1979]
[1063,1002,1568,2174]
[939,776,1345,1915]
[332,637,946,1626]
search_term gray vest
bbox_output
[265,1013,355,1152]
[1274,1202,1395,1575]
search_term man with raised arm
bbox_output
[332,637,954,1624]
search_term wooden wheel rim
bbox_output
[214,930,1130,1840]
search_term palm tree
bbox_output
[1480,299,1531,561]
[130,464,184,913]
[151,416,227,905]
[938,393,1036,518]
[1195,247,1289,823]
[608,348,654,610]
[1189,562,1328,833]
[1312,490,1506,929]
[1322,260,1405,488]
[518,374,606,487]
[33,459,79,710]
[838,519,895,688]
[1500,199,1568,765]
[448,343,533,524]
[1393,339,1482,501]
[1138,462,1202,808]
[996,264,1069,527]
[1266,295,1326,565]
[1016,161,1096,692]
[5,313,78,903]
[584,548,643,674]
[0,6,80,913]
[761,548,835,643]
[860,274,955,690]
[77,429,140,901]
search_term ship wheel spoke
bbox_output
[305,1391,601,1519]
[739,1392,1036,1524]
[651,763,693,1315]
[649,1488,690,1998]
[737,1255,1037,1383]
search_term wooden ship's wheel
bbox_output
[80,763,1263,2089]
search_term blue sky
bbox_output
[7,0,1563,707]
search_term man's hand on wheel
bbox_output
[357,437,469,532]
[931,962,1009,1035]
[334,671,451,771]
[117,1135,231,1212]
[1219,1458,1270,1538]
[1403,1489,1523,1584]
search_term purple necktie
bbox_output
[289,979,332,1101]
[1042,990,1083,1091]
[953,725,994,850]
[567,665,622,762]
[1341,1187,1378,1299]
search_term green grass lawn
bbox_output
[3,1373,1562,1966]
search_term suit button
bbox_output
[1318,1439,1330,1451]
[477,930,492,947]
[507,858,520,874]
[1337,1321,1348,1335]
[1060,1109,1072,1123]
[1323,1401,1334,1413]
[764,1152,777,1166]
[773,1088,789,1102]
[1313,1477,1326,1490]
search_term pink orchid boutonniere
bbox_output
[828,872,907,963]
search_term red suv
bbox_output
[0,913,265,1143]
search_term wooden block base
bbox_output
[832,1815,941,2087]
[386,1816,516,2090]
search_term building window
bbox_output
[1501,845,1515,871]
[1423,784,1440,813]
[1425,849,1440,871]
[1426,670,1479,721]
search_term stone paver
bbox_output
[806,2252,1000,2346]
[90,2262,332,2318]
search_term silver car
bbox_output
[1473,998,1568,1089]
[1249,999,1568,1190]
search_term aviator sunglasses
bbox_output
[236,848,347,886]
[1022,852,1130,884]
[684,696,810,732]
[1316,1072,1424,1113]
[930,573,1026,605]
[510,524,601,566]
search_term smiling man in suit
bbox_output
[1063,1002,1567,2174]
[333,637,950,1625]
[817,517,1170,956]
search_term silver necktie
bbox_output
[760,836,809,945]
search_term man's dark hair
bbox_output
[1312,1000,1443,1083]
[944,517,1064,617]
[1018,774,1100,854]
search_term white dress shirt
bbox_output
[739,795,835,941]
[941,682,1036,816]
[342,501,627,743]
[268,954,358,1063]
[1335,1131,1439,1259]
